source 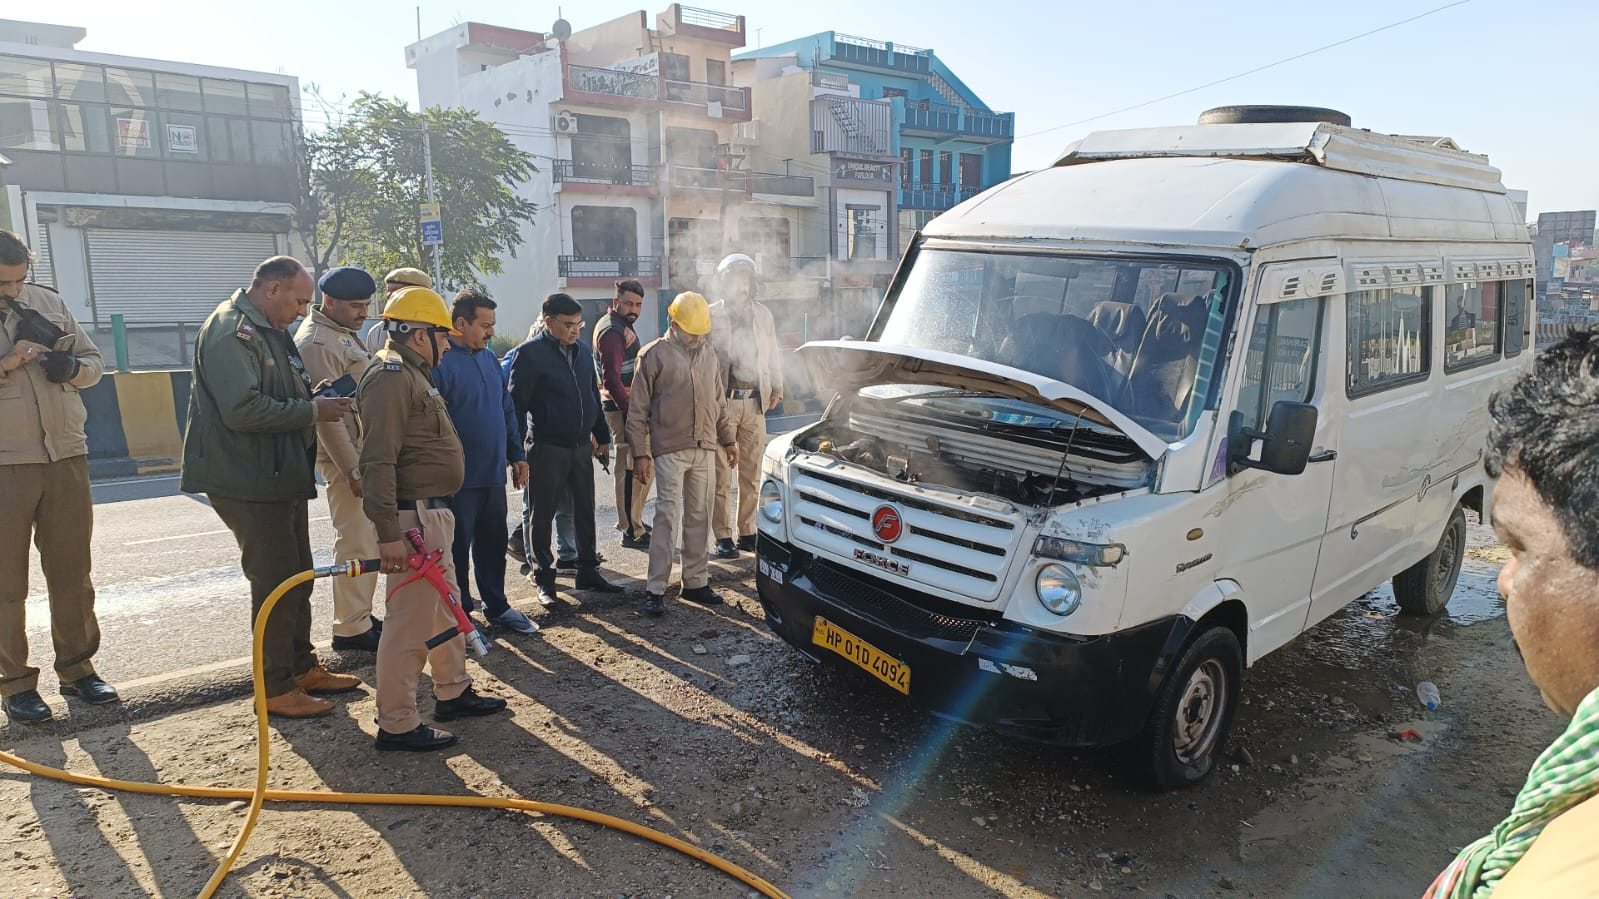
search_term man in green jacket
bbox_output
[181,256,362,718]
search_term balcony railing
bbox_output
[900,101,1015,140]
[828,34,931,74]
[558,255,661,280]
[552,159,656,187]
[663,4,745,45]
[664,79,750,112]
[671,165,728,191]
[899,183,982,210]
[812,71,852,92]
[747,173,815,197]
[790,256,828,272]
[567,63,658,101]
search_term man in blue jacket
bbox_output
[433,290,539,635]
[507,293,625,605]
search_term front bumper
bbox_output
[756,536,1184,747]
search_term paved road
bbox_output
[20,413,821,700]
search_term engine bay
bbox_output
[793,421,1141,508]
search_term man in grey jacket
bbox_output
[627,292,738,617]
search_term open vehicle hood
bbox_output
[797,340,1171,460]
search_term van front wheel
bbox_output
[1128,626,1243,790]
[1393,505,1467,616]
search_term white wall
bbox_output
[450,51,564,341]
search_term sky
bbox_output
[40,0,1599,218]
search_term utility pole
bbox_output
[422,121,443,288]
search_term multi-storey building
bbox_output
[410,6,818,341]
[737,32,1014,255]
[0,19,300,354]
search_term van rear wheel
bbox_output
[1127,626,1243,790]
[1393,505,1467,616]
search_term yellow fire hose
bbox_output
[0,562,789,899]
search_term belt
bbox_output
[727,388,759,400]
[397,497,451,510]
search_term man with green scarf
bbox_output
[1425,327,1599,897]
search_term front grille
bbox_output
[807,559,999,644]
[788,462,1024,601]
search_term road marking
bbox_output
[124,515,331,546]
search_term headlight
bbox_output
[759,480,784,523]
[1034,535,1126,568]
[1036,564,1082,616]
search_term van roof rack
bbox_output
[1053,121,1504,194]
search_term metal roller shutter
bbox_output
[31,222,54,288]
[85,229,282,326]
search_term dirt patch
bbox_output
[0,531,1558,898]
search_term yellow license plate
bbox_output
[812,616,910,695]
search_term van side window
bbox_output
[1237,297,1321,430]
[1347,287,1431,396]
[1445,281,1502,370]
[1503,279,1529,358]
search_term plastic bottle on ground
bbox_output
[1417,681,1441,711]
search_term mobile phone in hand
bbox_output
[317,374,359,398]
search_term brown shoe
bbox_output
[265,688,334,718]
[298,666,363,695]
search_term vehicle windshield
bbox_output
[874,249,1235,441]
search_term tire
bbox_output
[1127,626,1243,790]
[1393,504,1467,616]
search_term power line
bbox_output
[1015,0,1475,142]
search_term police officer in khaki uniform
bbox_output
[0,228,116,723]
[295,266,383,652]
[359,286,507,751]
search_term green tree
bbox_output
[296,92,539,291]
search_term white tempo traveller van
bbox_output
[753,107,1534,788]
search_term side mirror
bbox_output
[1229,401,1317,476]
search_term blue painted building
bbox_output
[737,32,1013,252]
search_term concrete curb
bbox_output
[1,560,760,740]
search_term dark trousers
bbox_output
[449,485,510,617]
[210,496,317,697]
[529,442,598,582]
[0,456,99,698]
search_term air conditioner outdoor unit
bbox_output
[555,112,579,134]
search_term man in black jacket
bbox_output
[507,294,624,604]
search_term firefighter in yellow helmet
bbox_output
[357,286,507,750]
[625,292,738,617]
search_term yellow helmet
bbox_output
[381,286,461,336]
[668,291,712,335]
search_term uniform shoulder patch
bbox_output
[235,320,258,341]
[384,361,403,371]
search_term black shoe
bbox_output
[737,534,758,552]
[533,578,561,606]
[507,527,528,565]
[4,690,52,723]
[433,686,509,722]
[681,585,725,606]
[714,538,741,559]
[370,616,383,633]
[60,675,120,705]
[642,594,665,617]
[332,627,382,652]
[621,531,651,550]
[575,569,624,593]
[375,724,458,752]
[555,558,578,572]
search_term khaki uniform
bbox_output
[708,299,783,541]
[294,307,379,637]
[358,341,470,734]
[627,332,734,595]
[0,284,105,697]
